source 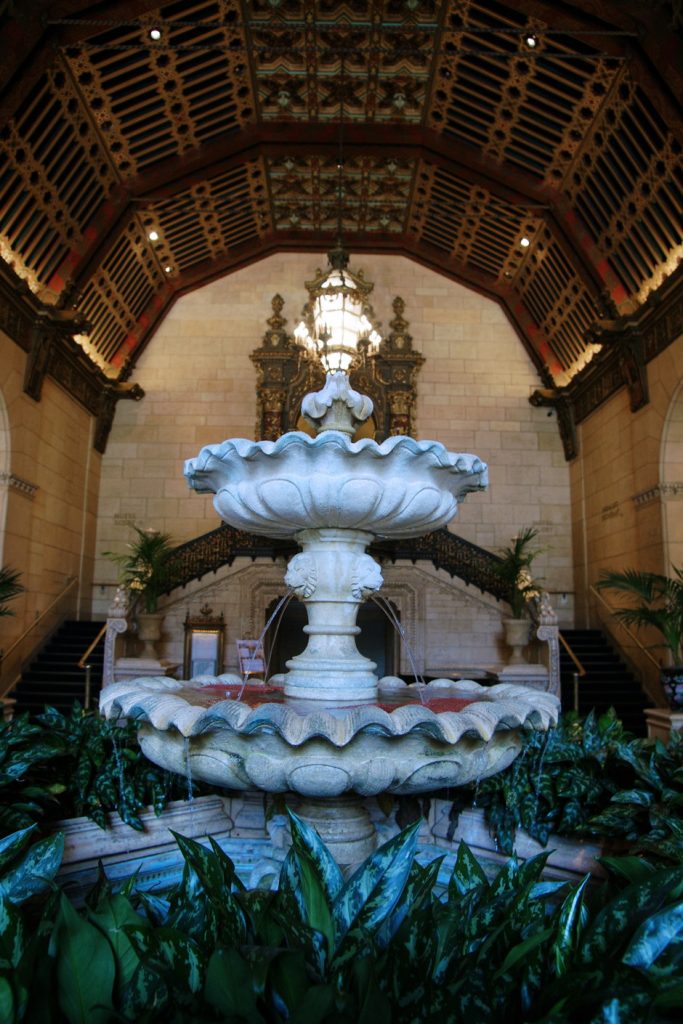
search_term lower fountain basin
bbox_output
[100,677,559,798]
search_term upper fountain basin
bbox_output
[185,431,488,540]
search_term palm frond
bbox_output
[0,566,24,617]
[597,567,683,663]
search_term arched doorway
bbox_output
[265,596,400,679]
[661,379,683,572]
[0,389,9,564]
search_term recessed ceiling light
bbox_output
[148,230,159,241]
[525,34,537,48]
[149,28,162,41]
[520,236,531,248]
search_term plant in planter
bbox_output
[104,527,175,659]
[0,704,191,837]
[493,527,543,664]
[0,566,23,617]
[3,813,683,1022]
[596,566,683,707]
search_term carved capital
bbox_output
[529,387,578,461]
[23,318,55,401]
[94,380,145,454]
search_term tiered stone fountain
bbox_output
[101,373,559,865]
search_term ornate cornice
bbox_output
[530,262,683,460]
[0,472,38,499]
[633,481,683,507]
[0,259,144,453]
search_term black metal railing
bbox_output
[164,523,508,603]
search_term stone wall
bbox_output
[93,252,573,668]
[0,329,101,668]
[570,330,683,698]
[132,558,526,679]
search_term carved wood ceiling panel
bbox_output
[270,153,413,232]
[0,0,680,388]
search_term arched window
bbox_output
[660,379,683,572]
[0,389,9,564]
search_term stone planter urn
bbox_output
[661,666,683,709]
[136,612,164,660]
[504,617,531,666]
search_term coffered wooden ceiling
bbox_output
[0,0,681,385]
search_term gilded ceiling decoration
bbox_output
[0,0,681,387]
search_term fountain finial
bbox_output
[301,371,374,435]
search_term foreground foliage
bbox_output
[0,705,190,838]
[448,710,683,862]
[1,813,683,1023]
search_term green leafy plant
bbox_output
[596,566,683,664]
[0,704,191,837]
[0,566,23,618]
[2,816,683,1022]
[493,526,543,618]
[103,527,175,614]
[448,710,683,865]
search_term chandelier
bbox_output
[293,244,382,373]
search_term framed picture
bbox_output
[183,609,225,679]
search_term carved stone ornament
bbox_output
[301,371,374,435]
[351,554,383,600]
[284,552,318,599]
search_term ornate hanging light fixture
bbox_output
[293,244,382,373]
[292,52,382,374]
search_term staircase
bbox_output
[11,620,105,716]
[560,628,650,736]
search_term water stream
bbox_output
[370,592,427,701]
[237,589,294,700]
[183,735,196,834]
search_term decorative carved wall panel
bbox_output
[250,290,424,441]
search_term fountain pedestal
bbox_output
[296,797,376,867]
[284,528,382,701]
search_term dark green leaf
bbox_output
[552,874,590,976]
[204,947,262,1022]
[0,896,24,969]
[450,840,489,896]
[0,832,64,904]
[622,900,683,969]
[0,827,36,875]
[88,894,146,1000]
[332,820,420,951]
[55,892,115,1024]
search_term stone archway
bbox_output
[0,388,9,565]
[660,379,683,572]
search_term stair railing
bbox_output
[163,522,510,603]
[0,576,78,699]
[77,623,107,710]
[589,584,661,705]
[558,633,586,712]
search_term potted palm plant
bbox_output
[596,566,683,707]
[104,528,175,659]
[494,527,542,665]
